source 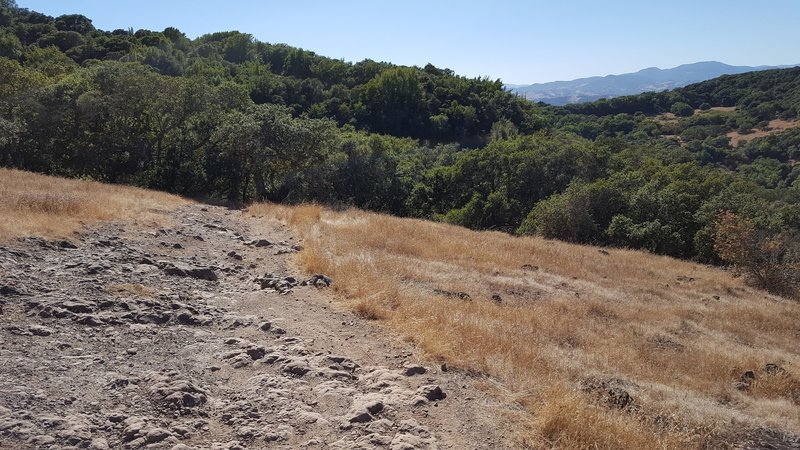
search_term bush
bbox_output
[714,211,799,297]
[606,215,684,255]
[517,181,623,243]
[670,102,694,117]
[699,102,711,111]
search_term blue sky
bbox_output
[17,0,800,84]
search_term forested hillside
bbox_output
[1,1,799,267]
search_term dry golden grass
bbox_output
[653,112,679,124]
[727,118,800,146]
[655,107,735,125]
[0,168,187,241]
[708,107,737,113]
[249,202,800,449]
[655,107,800,148]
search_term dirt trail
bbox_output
[0,204,513,449]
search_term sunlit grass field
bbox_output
[0,168,187,241]
[250,202,800,449]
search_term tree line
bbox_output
[1,2,799,271]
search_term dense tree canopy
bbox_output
[2,4,800,263]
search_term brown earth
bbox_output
[727,119,800,146]
[0,204,516,449]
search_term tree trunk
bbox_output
[254,171,266,200]
[241,172,250,204]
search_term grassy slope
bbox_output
[0,168,187,241]
[250,203,800,449]
[2,169,797,448]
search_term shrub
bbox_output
[714,211,799,297]
[670,102,694,117]
[518,181,623,243]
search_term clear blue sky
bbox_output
[17,0,800,84]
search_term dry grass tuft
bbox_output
[248,203,800,448]
[526,385,693,449]
[0,168,187,241]
[750,371,800,405]
[353,297,388,320]
[288,204,323,226]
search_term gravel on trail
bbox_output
[0,204,512,450]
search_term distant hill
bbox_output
[509,61,799,105]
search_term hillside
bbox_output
[0,3,538,143]
[509,62,798,105]
[2,2,800,449]
[0,168,187,240]
[256,202,800,448]
[2,3,800,270]
[0,169,509,449]
[1,169,798,449]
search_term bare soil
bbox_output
[0,204,515,449]
[728,119,800,146]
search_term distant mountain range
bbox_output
[507,61,799,105]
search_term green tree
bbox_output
[361,67,426,136]
[670,102,694,117]
[213,104,334,201]
[517,181,623,243]
[0,30,23,59]
[23,45,79,78]
[37,30,84,52]
[222,32,254,64]
[54,14,95,34]
[283,48,313,78]
[123,46,185,76]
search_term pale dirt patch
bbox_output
[654,107,734,124]
[728,118,800,146]
[653,112,678,123]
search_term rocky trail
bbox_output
[0,205,512,450]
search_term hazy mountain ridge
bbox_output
[509,61,798,105]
